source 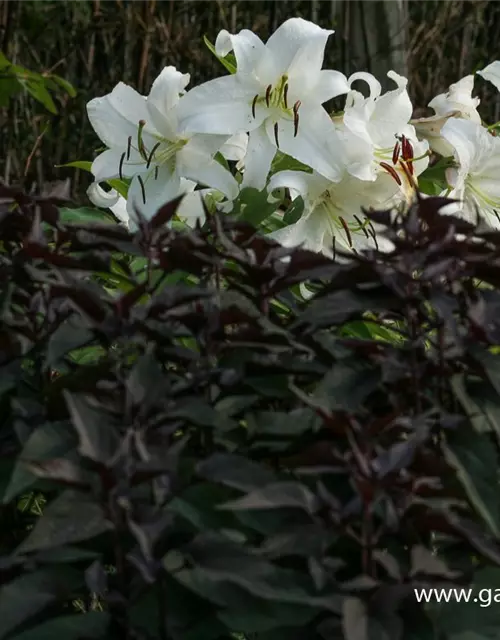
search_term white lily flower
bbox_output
[267,167,398,259]
[87,179,207,231]
[338,71,429,196]
[412,75,481,156]
[412,62,500,156]
[178,18,351,190]
[428,75,481,123]
[87,66,238,220]
[440,118,500,227]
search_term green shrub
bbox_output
[2,186,500,639]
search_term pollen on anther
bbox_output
[283,83,289,109]
[127,136,132,160]
[401,135,414,161]
[274,122,280,148]
[392,141,400,165]
[380,162,402,186]
[265,85,272,108]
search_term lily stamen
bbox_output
[338,216,353,247]
[154,166,159,180]
[265,85,272,108]
[252,95,258,119]
[119,152,126,180]
[400,159,416,186]
[399,134,414,162]
[293,100,301,138]
[274,122,280,148]
[137,120,148,160]
[146,142,161,169]
[127,136,132,160]
[283,83,289,109]
[137,175,147,204]
[404,157,415,176]
[380,161,402,186]
[354,214,370,238]
[392,141,400,165]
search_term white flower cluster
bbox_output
[85,18,500,257]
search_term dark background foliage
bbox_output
[1,0,500,198]
[3,184,500,638]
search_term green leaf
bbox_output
[64,391,120,464]
[451,374,498,435]
[271,152,312,174]
[17,490,112,554]
[315,359,380,412]
[8,612,109,640]
[3,422,77,504]
[55,160,92,172]
[0,77,22,106]
[234,187,277,227]
[46,316,95,367]
[24,78,58,114]
[444,427,500,538]
[219,482,319,514]
[59,206,114,224]
[49,73,77,98]
[197,453,278,492]
[107,177,130,198]
[203,35,237,74]
[0,568,83,639]
[283,197,304,224]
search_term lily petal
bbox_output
[220,132,249,162]
[266,18,333,78]
[179,145,239,200]
[369,71,413,145]
[477,61,500,93]
[146,66,190,139]
[87,82,158,149]
[215,28,266,75]
[268,169,328,202]
[276,106,344,183]
[441,118,481,177]
[87,182,130,227]
[178,74,264,135]
[87,182,120,208]
[309,69,350,105]
[127,165,182,221]
[348,72,382,100]
[241,124,276,191]
[270,207,329,256]
[176,190,207,227]
[148,66,190,113]
[91,147,144,182]
[428,75,481,123]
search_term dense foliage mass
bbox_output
[2,183,500,639]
